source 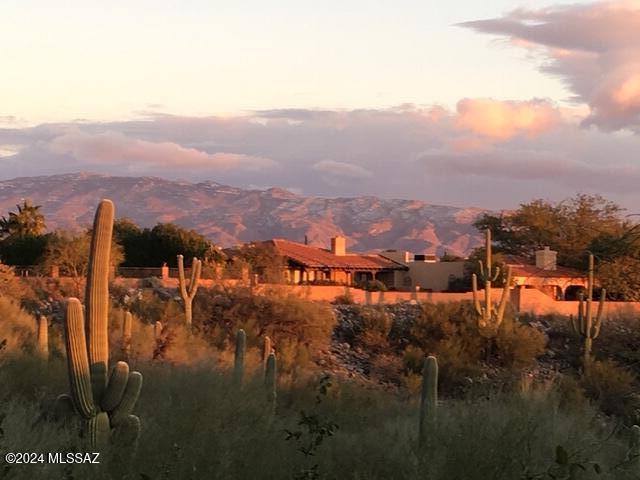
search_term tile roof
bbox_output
[509,264,585,280]
[268,239,406,270]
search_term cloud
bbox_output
[455,98,561,139]
[421,149,640,191]
[48,130,275,170]
[2,104,640,209]
[0,145,20,158]
[312,160,372,179]
[460,1,640,131]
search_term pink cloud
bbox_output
[455,98,561,140]
[461,1,640,131]
[48,130,275,170]
[312,160,372,179]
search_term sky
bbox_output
[2,0,640,210]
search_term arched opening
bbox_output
[564,285,585,301]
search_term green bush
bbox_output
[358,306,392,352]
[406,302,546,390]
[194,286,336,373]
[0,297,37,357]
[582,359,638,419]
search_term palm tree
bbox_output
[0,200,46,238]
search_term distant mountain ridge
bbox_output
[0,173,488,256]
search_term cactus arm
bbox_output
[85,199,114,402]
[577,293,585,334]
[596,288,606,321]
[472,274,483,317]
[188,258,202,298]
[478,260,485,281]
[110,371,143,427]
[113,414,141,449]
[177,254,188,299]
[495,265,512,325]
[585,254,594,322]
[122,311,132,359]
[102,361,130,412]
[592,289,606,339]
[570,314,578,335]
[64,298,96,419]
[491,266,500,283]
[52,394,76,420]
[89,412,111,450]
[154,321,163,339]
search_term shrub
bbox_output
[194,286,336,374]
[358,306,392,352]
[582,359,638,419]
[0,297,37,357]
[402,344,425,374]
[495,317,546,368]
[406,302,546,390]
[333,288,355,305]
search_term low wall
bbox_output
[517,287,640,317]
[257,284,640,317]
[25,275,640,317]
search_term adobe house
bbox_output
[380,250,465,291]
[506,247,588,300]
[264,236,408,288]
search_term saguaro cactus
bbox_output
[265,352,277,418]
[262,335,272,366]
[36,315,48,359]
[629,425,640,466]
[60,200,142,449]
[571,254,605,373]
[154,321,163,340]
[122,311,132,359]
[233,329,246,386]
[177,255,202,326]
[471,229,512,337]
[419,356,438,447]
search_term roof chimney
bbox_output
[331,236,346,256]
[535,246,557,271]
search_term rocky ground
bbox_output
[315,303,640,395]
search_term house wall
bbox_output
[406,261,465,291]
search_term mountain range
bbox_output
[0,173,488,256]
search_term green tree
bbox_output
[114,219,222,267]
[0,200,48,265]
[43,231,123,296]
[474,194,625,269]
[0,200,46,238]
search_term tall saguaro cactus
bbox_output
[265,352,277,419]
[471,229,512,337]
[419,356,438,448]
[60,199,142,449]
[262,335,272,366]
[233,329,246,386]
[122,311,132,359]
[36,315,48,359]
[177,255,202,326]
[571,254,605,373]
